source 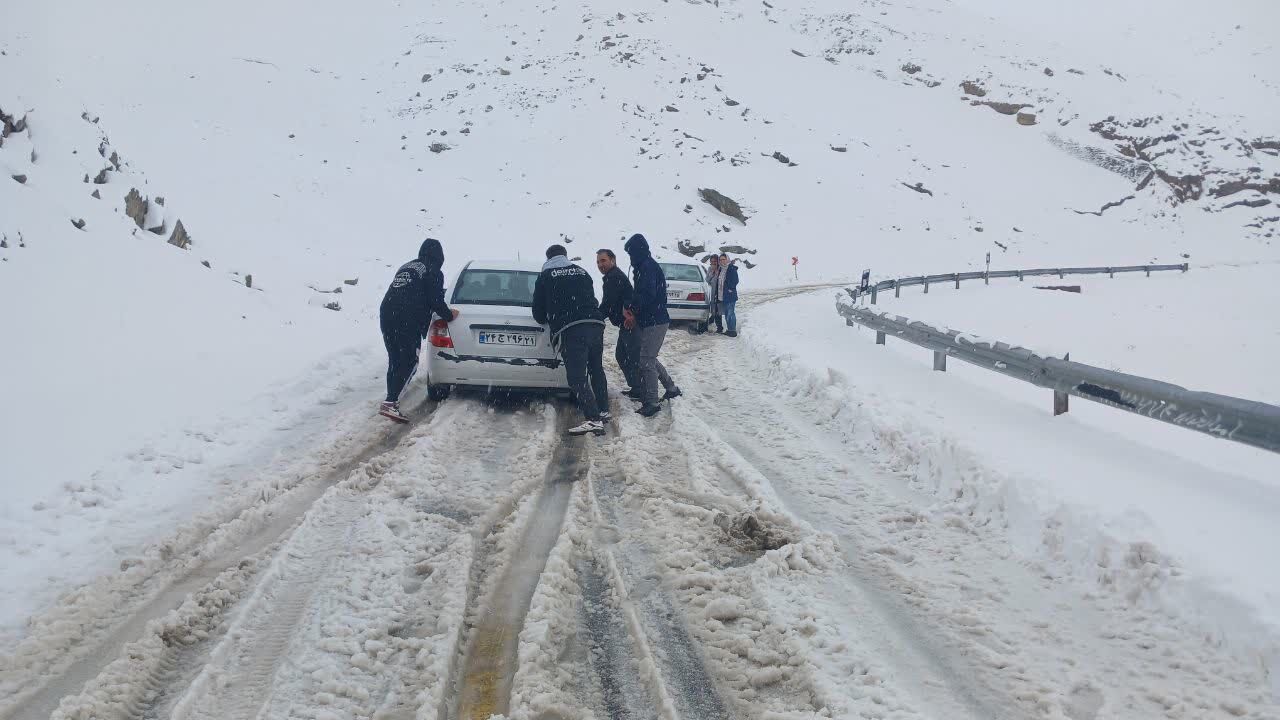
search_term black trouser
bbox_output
[709,301,724,332]
[381,313,421,403]
[615,327,639,388]
[559,322,607,420]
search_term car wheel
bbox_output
[427,384,451,401]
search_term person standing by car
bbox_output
[596,248,640,393]
[533,244,609,436]
[379,238,459,423]
[703,254,724,334]
[718,252,741,337]
[623,234,681,416]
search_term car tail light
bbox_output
[428,319,454,348]
[686,292,706,301]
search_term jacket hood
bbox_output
[542,254,572,271]
[623,233,651,260]
[418,238,445,267]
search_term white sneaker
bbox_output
[378,401,409,424]
[567,420,605,436]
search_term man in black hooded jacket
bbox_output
[623,233,680,417]
[378,238,458,422]
[532,244,608,436]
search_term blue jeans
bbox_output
[723,300,737,332]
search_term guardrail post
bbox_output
[1053,352,1070,415]
[1018,271,1024,282]
[1058,269,1064,279]
[1181,263,1189,272]
[895,282,901,298]
[1145,265,1151,277]
[954,274,960,290]
[876,330,886,345]
[1054,390,1069,415]
[1108,267,1114,278]
[871,286,878,305]
[924,281,929,294]
[985,271,990,285]
[933,350,946,372]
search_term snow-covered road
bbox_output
[2,289,1276,720]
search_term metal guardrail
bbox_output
[849,263,1189,304]
[835,294,1280,454]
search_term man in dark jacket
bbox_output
[379,238,459,423]
[623,234,680,417]
[596,249,639,391]
[533,244,608,436]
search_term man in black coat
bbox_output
[596,248,639,392]
[379,238,459,423]
[532,244,608,436]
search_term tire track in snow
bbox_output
[575,552,664,720]
[159,398,549,720]
[586,449,732,720]
[5,397,441,720]
[665,329,1018,720]
[169,495,363,720]
[449,406,585,720]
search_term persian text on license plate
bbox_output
[478,331,537,347]
[667,290,683,299]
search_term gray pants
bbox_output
[631,323,675,405]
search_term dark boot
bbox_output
[636,403,662,417]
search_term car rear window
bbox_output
[660,263,704,283]
[451,270,540,307]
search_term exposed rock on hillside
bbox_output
[698,188,748,224]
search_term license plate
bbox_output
[478,331,537,347]
[667,290,683,299]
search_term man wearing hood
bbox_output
[532,244,609,436]
[623,233,679,417]
[378,238,459,423]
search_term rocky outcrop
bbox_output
[974,100,1029,116]
[677,239,705,257]
[1089,115,1279,215]
[698,188,747,224]
[0,106,27,146]
[124,189,148,228]
[169,220,191,249]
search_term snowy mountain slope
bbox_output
[1,0,1278,684]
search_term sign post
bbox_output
[985,252,991,285]
[792,256,799,281]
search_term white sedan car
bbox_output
[659,261,712,326]
[423,260,569,399]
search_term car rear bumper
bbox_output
[426,349,570,389]
[667,302,711,322]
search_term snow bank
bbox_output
[745,289,1280,673]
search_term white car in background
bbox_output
[423,260,569,400]
[658,261,712,327]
